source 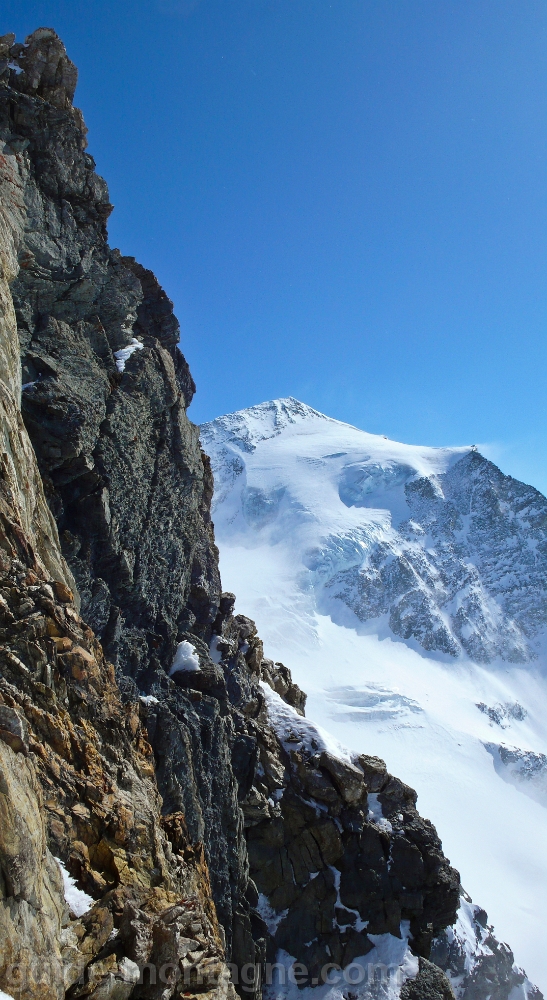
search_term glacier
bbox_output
[201,397,547,992]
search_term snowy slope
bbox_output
[201,398,547,991]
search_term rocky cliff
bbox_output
[0,27,530,1000]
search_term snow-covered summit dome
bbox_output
[201,396,333,453]
[201,399,546,665]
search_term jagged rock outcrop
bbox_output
[4,40,217,667]
[0,29,233,998]
[260,657,306,716]
[239,686,460,980]
[0,25,528,1000]
[400,959,455,1000]
[431,895,543,1000]
[0,54,234,991]
[1,22,251,964]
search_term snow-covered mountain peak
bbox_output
[201,397,333,454]
[201,401,547,665]
[201,396,471,469]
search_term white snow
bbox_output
[55,857,94,917]
[169,640,201,675]
[446,897,493,975]
[114,337,143,372]
[262,683,355,765]
[257,893,289,935]
[201,397,547,992]
[367,793,393,834]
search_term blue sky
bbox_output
[5,0,547,493]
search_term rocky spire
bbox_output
[1,28,85,132]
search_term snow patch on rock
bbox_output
[367,793,393,834]
[139,694,159,706]
[55,857,94,917]
[169,640,200,675]
[114,337,143,372]
[257,893,289,936]
[262,682,354,765]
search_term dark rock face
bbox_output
[2,28,215,679]
[400,959,455,1000]
[241,695,460,983]
[1,27,82,122]
[11,159,217,672]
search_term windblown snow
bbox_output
[201,397,547,991]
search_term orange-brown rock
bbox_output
[53,580,75,603]
[0,554,233,997]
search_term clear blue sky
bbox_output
[5,1,547,493]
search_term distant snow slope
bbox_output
[201,398,547,991]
